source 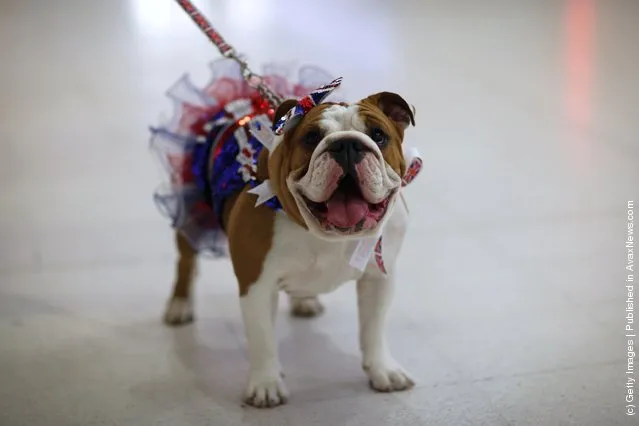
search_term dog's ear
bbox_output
[261,99,298,181]
[272,99,298,127]
[365,92,415,130]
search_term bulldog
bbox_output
[157,80,417,408]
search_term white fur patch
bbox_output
[261,200,408,297]
[237,183,411,407]
[241,277,288,407]
[289,295,325,317]
[319,104,367,133]
[163,297,194,325]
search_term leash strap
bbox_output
[174,0,283,109]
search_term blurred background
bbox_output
[0,0,636,425]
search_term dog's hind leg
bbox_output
[164,231,197,326]
[289,295,324,318]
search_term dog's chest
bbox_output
[268,214,362,297]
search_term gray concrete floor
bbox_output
[0,0,636,425]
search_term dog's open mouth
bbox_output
[302,174,393,234]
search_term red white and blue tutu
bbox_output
[150,58,337,256]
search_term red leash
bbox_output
[174,0,283,109]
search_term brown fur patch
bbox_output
[256,148,270,181]
[224,186,277,296]
[171,230,198,299]
[268,103,340,229]
[358,93,414,178]
[222,99,298,296]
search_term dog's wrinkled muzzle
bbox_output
[288,131,402,239]
[327,137,367,178]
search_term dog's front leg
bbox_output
[357,270,415,392]
[240,279,288,408]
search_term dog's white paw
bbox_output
[163,297,194,326]
[364,360,415,392]
[290,296,324,318]
[244,370,289,408]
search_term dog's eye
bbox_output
[303,130,322,147]
[370,127,387,146]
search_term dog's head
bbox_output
[267,92,415,240]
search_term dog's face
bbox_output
[268,92,415,240]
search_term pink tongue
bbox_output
[326,192,369,228]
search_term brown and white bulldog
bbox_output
[164,91,416,408]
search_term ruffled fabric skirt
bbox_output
[149,58,334,256]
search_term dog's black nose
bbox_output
[328,138,366,174]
